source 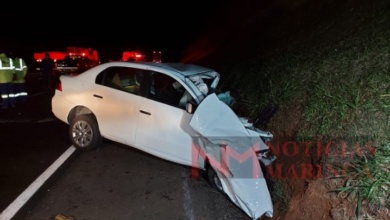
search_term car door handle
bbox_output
[140,110,151,115]
[93,94,103,99]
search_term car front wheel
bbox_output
[69,115,102,151]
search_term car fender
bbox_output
[189,93,273,219]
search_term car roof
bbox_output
[103,61,218,77]
[144,62,215,76]
[72,61,220,86]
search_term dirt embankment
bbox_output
[263,102,389,220]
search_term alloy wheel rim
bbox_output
[72,120,93,147]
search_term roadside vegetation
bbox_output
[217,0,389,218]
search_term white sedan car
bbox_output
[52,61,275,219]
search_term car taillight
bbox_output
[56,79,62,91]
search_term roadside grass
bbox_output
[227,32,390,141]
[269,179,290,214]
[333,143,390,218]
[219,1,389,216]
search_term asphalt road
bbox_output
[0,72,251,220]
[20,142,249,220]
[0,72,71,214]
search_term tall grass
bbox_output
[334,143,390,218]
[219,0,390,216]
[225,32,390,141]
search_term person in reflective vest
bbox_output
[0,53,16,109]
[12,55,28,105]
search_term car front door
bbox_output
[135,72,197,166]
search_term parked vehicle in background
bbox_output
[56,56,97,74]
[34,51,67,64]
[121,50,162,63]
[33,51,67,72]
[122,51,146,62]
[55,55,78,74]
[51,61,275,220]
[33,47,100,75]
[152,50,162,63]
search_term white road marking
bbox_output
[0,146,76,220]
[182,170,195,220]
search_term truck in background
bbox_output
[34,51,67,63]
[152,51,162,63]
[33,47,100,74]
[121,50,162,63]
[121,51,146,62]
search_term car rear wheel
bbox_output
[207,165,223,192]
[69,115,102,151]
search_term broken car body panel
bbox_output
[52,62,274,219]
[190,93,273,219]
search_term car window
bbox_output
[149,72,192,110]
[96,66,147,96]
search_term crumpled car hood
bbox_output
[189,93,273,219]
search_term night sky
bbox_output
[1,0,227,62]
[1,0,384,65]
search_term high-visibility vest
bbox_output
[0,58,15,83]
[0,58,14,70]
[14,58,26,71]
[14,58,27,83]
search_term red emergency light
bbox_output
[122,51,145,62]
[34,51,67,62]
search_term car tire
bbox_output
[69,114,102,151]
[207,165,223,192]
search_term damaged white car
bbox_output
[51,61,275,219]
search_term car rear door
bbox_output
[93,66,146,145]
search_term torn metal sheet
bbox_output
[190,93,273,219]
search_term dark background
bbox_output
[1,0,225,62]
[1,0,387,72]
